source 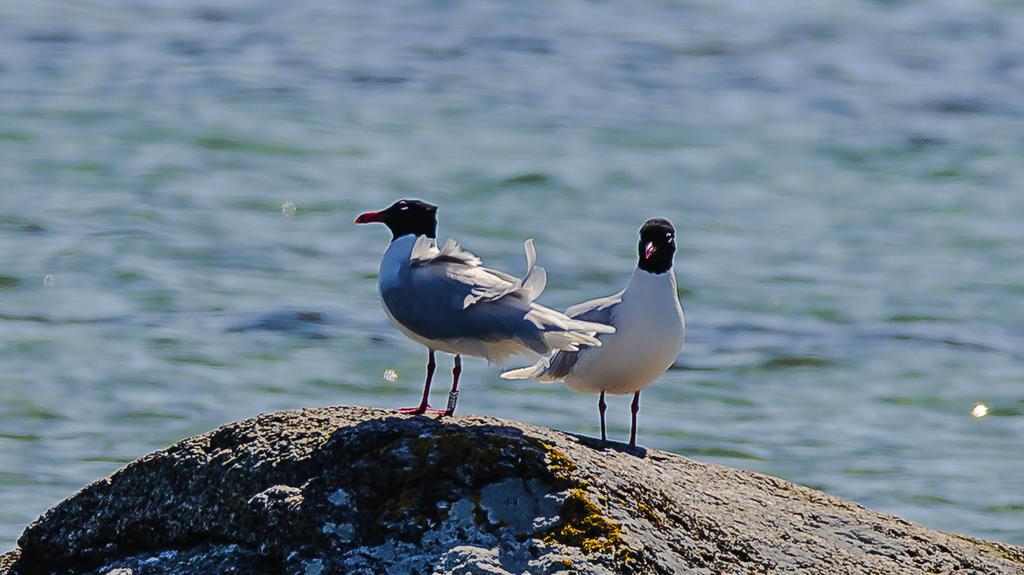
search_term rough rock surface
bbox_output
[2,406,1023,574]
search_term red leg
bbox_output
[439,355,461,417]
[629,391,640,447]
[598,391,607,442]
[396,350,445,415]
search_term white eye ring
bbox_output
[400,206,409,211]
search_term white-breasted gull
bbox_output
[502,218,685,446]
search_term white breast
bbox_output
[377,235,434,345]
[564,268,685,395]
[377,234,417,294]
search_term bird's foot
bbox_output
[394,405,446,416]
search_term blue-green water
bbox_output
[2,0,1024,551]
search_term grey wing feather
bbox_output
[461,238,546,308]
[386,238,594,354]
[410,236,544,309]
[505,291,624,381]
[387,255,535,344]
[564,290,625,324]
[410,236,483,267]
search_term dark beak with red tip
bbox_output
[644,241,657,260]
[355,211,386,224]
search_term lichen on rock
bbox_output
[542,488,624,556]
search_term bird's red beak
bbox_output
[644,241,657,260]
[355,210,386,224]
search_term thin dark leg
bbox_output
[441,355,462,417]
[599,391,607,442]
[396,350,443,415]
[629,391,640,447]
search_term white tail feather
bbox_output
[500,362,546,380]
[541,329,602,351]
[524,305,614,336]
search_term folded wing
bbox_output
[384,238,613,362]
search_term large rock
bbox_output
[2,406,1022,574]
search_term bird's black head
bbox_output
[355,199,438,240]
[637,218,676,274]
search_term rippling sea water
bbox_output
[2,0,1024,550]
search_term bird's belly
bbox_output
[563,320,682,395]
[382,302,459,352]
[385,307,451,350]
[381,300,535,364]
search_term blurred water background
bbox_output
[2,0,1024,551]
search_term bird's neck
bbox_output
[383,234,420,258]
[627,266,677,295]
[380,231,419,288]
[389,221,437,241]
